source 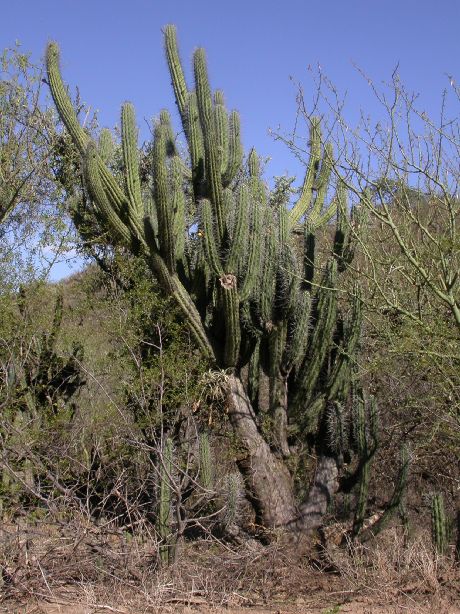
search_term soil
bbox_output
[1,597,460,614]
[2,577,460,614]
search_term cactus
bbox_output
[221,472,242,529]
[354,440,410,543]
[351,390,379,538]
[431,493,448,555]
[46,27,369,532]
[199,432,213,490]
[326,401,348,463]
[157,437,174,564]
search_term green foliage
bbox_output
[0,44,75,288]
[0,286,85,419]
[110,255,209,439]
[0,284,85,513]
[0,257,219,545]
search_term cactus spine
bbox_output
[221,472,241,529]
[121,102,143,223]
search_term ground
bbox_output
[2,596,460,614]
[1,523,459,614]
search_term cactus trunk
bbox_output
[432,493,448,555]
[226,375,339,530]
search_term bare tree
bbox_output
[291,68,459,336]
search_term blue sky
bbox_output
[2,0,459,279]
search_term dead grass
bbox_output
[319,526,460,611]
[0,519,458,613]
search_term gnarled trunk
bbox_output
[291,456,338,531]
[227,374,338,533]
[227,374,296,528]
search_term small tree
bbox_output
[0,45,74,287]
[46,26,368,533]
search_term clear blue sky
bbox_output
[2,0,459,278]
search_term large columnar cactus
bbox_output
[46,26,365,532]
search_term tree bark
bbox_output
[270,372,290,458]
[227,374,297,528]
[290,455,338,531]
[226,374,339,533]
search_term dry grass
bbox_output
[320,526,460,611]
[0,519,458,613]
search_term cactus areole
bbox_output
[46,26,365,534]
